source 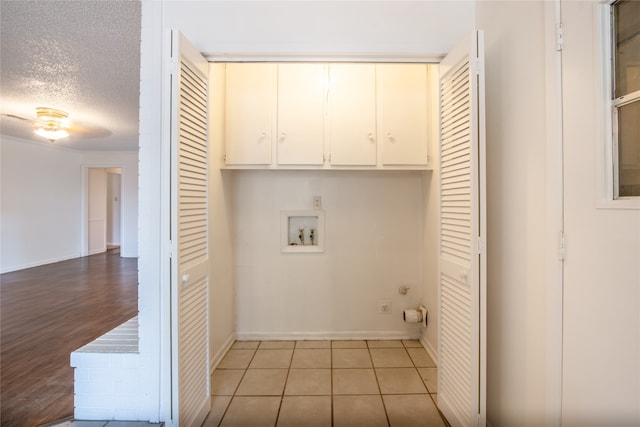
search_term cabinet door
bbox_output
[379,64,429,165]
[225,63,274,165]
[328,64,377,166]
[277,63,325,165]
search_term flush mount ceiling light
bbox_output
[33,107,70,142]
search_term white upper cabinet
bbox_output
[378,64,429,166]
[277,63,326,165]
[223,62,432,169]
[327,63,377,166]
[225,63,275,165]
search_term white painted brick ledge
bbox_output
[72,316,139,355]
[71,316,144,420]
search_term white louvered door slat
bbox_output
[438,31,486,427]
[170,31,210,427]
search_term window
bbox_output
[612,0,640,198]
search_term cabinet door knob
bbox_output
[258,132,266,142]
[279,132,287,142]
[386,132,395,142]
[368,133,375,142]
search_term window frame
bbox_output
[597,0,640,208]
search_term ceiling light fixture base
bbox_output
[34,107,70,142]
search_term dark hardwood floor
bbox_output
[0,251,138,427]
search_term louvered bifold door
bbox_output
[170,31,210,427]
[437,31,486,427]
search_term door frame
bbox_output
[81,164,125,257]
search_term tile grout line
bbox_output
[330,341,334,427]
[409,340,450,427]
[367,340,392,427]
[273,341,296,426]
[429,392,451,427]
[404,340,429,395]
[215,342,260,427]
[406,340,447,424]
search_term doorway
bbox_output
[86,167,122,256]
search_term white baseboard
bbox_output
[210,332,236,372]
[1,253,80,274]
[235,330,417,341]
[420,337,438,367]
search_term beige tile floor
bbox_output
[203,340,446,427]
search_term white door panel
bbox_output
[438,30,487,427]
[169,30,210,427]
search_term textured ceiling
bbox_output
[1,0,141,151]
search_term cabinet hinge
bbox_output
[556,23,564,51]
[559,231,567,261]
[476,236,485,254]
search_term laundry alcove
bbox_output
[176,30,485,426]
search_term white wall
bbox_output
[208,63,237,366]
[420,67,442,359]
[0,139,138,273]
[1,137,83,272]
[163,0,475,59]
[561,2,640,425]
[232,170,424,339]
[476,2,550,425]
[476,1,640,426]
[420,171,439,358]
[138,1,165,420]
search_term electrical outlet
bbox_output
[313,196,322,209]
[377,299,392,314]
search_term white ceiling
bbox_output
[0,0,141,151]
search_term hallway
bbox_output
[0,251,138,427]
